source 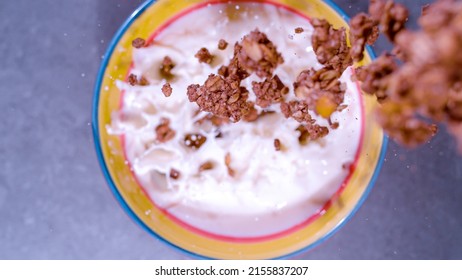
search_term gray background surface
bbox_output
[0,0,461,259]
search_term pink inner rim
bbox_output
[118,0,366,243]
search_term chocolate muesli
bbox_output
[131,37,146,49]
[107,0,462,237]
[218,39,229,50]
[161,82,172,97]
[109,2,364,237]
[195,47,214,64]
[351,0,462,150]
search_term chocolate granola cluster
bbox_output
[237,29,284,78]
[155,118,176,143]
[252,75,289,108]
[129,0,462,153]
[285,18,364,138]
[293,67,346,116]
[354,54,397,102]
[187,74,254,123]
[128,73,149,86]
[349,13,379,62]
[186,23,355,142]
[187,29,287,123]
[195,48,214,64]
[369,0,409,42]
[353,0,462,149]
[160,56,175,79]
[311,18,352,73]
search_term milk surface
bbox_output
[109,2,363,237]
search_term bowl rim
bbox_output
[92,0,389,259]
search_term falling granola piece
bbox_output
[421,4,431,16]
[236,29,284,78]
[132,37,146,48]
[447,84,462,121]
[184,133,207,150]
[224,49,250,80]
[252,75,289,108]
[224,153,235,177]
[209,115,230,126]
[127,73,149,86]
[155,118,176,143]
[195,113,230,127]
[199,161,214,172]
[448,122,462,153]
[376,101,438,147]
[349,13,379,62]
[351,0,462,148]
[218,39,229,50]
[195,47,214,64]
[369,0,409,42]
[295,27,304,34]
[217,65,229,77]
[292,67,345,120]
[294,67,345,105]
[280,100,314,123]
[128,74,138,86]
[187,74,254,122]
[329,119,340,129]
[354,53,397,101]
[296,125,310,145]
[296,124,329,144]
[161,56,175,73]
[418,0,458,34]
[139,76,150,86]
[337,104,348,112]
[305,123,329,141]
[160,56,175,79]
[243,106,259,122]
[368,0,385,22]
[274,139,282,151]
[161,83,172,97]
[169,169,181,180]
[311,18,352,73]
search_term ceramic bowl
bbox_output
[92,0,387,259]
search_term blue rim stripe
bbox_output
[92,0,388,260]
